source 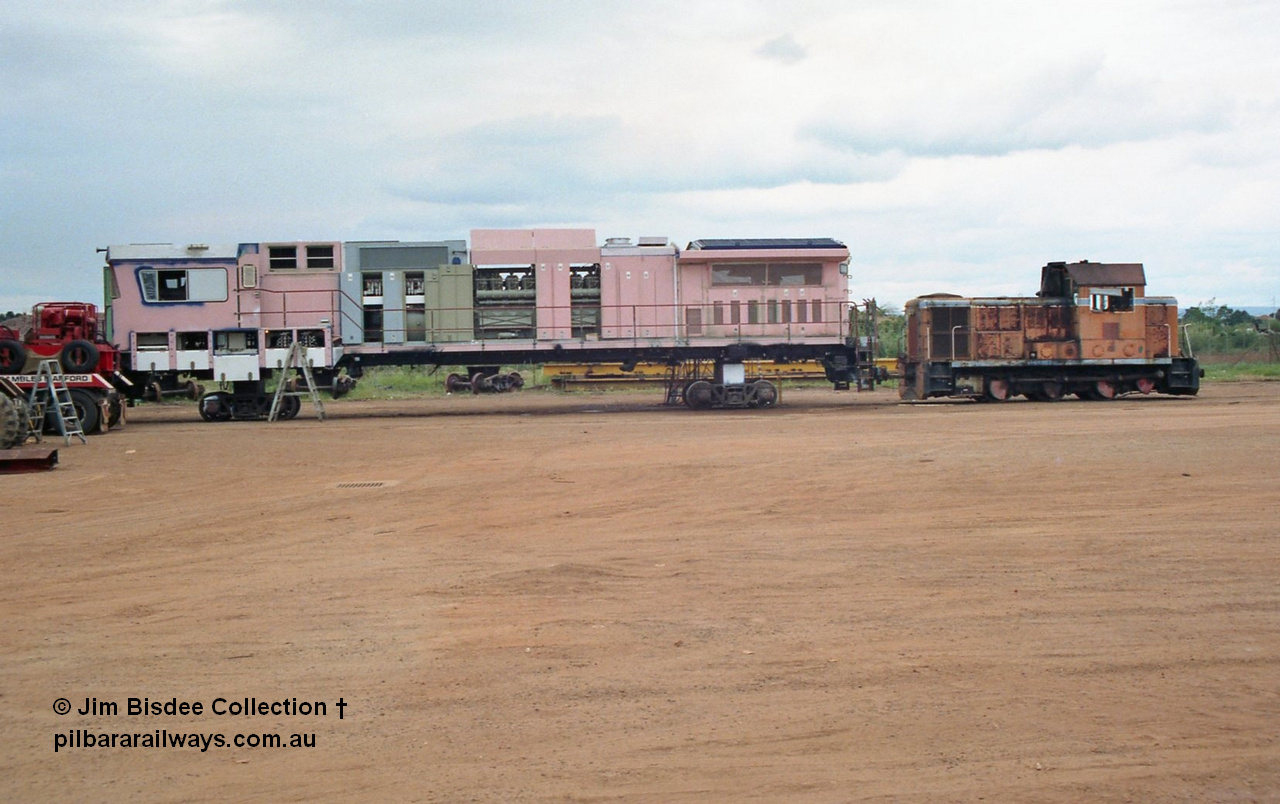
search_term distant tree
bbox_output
[1181,299,1258,327]
[1181,299,1270,356]
[861,301,905,357]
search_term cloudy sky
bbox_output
[3,0,1279,317]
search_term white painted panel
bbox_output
[305,346,329,368]
[134,352,173,372]
[264,348,291,369]
[213,354,259,382]
[175,350,210,371]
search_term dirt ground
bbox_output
[3,381,1278,802]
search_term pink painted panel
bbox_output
[676,249,848,341]
[470,229,537,265]
[531,229,597,250]
[600,250,679,340]
[111,260,240,340]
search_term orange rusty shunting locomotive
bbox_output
[899,261,1202,401]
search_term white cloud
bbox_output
[2,0,1280,313]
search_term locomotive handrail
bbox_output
[125,288,853,358]
[328,299,850,347]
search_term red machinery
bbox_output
[0,302,124,434]
[0,302,119,375]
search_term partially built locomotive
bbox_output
[101,229,874,416]
[899,261,1202,401]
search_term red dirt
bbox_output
[3,382,1278,802]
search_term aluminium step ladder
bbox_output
[28,360,86,445]
[268,340,326,422]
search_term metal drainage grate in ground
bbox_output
[335,481,386,489]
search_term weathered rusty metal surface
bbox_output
[975,332,1025,359]
[1027,341,1080,360]
[1146,303,1175,358]
[1023,305,1071,341]
[1062,262,1146,288]
[924,305,970,359]
[974,305,1023,332]
[0,447,58,473]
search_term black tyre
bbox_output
[0,339,26,374]
[60,340,100,373]
[67,389,101,433]
[106,394,123,427]
[278,395,301,420]
[0,395,23,448]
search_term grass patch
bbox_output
[343,365,547,400]
[1200,361,1280,381]
[344,366,447,400]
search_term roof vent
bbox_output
[638,237,667,247]
[187,243,209,251]
[604,237,633,247]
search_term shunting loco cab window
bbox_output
[1090,288,1135,313]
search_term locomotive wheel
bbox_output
[470,372,487,394]
[984,377,1012,402]
[445,373,466,394]
[508,371,525,389]
[1135,377,1156,395]
[752,379,778,408]
[0,338,26,374]
[186,380,205,400]
[1027,380,1065,402]
[60,340,100,373]
[198,391,233,422]
[684,380,715,410]
[1093,380,1118,400]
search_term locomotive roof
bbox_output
[685,238,846,251]
[1055,261,1146,286]
[106,243,240,260]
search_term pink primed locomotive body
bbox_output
[677,241,846,344]
[107,242,343,381]
[102,230,860,414]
